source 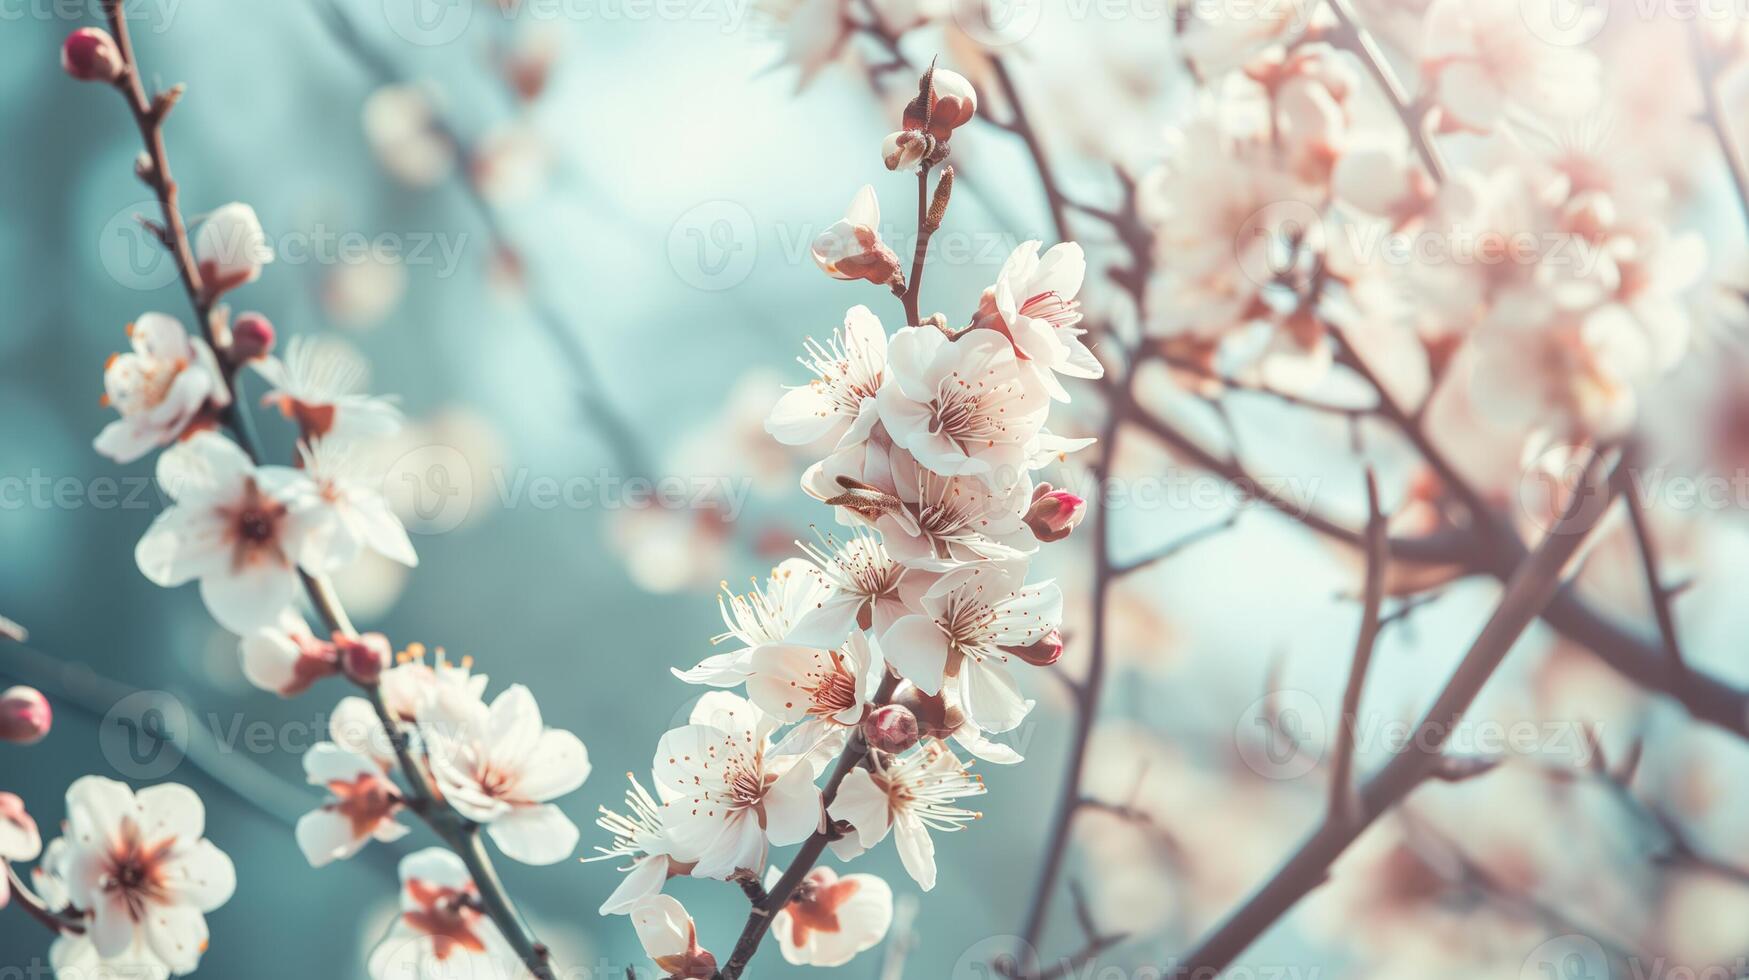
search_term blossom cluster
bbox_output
[6,20,597,980]
[1144,0,1707,455]
[591,67,1096,975]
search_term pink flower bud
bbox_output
[229,312,276,362]
[338,633,392,687]
[862,703,921,754]
[1023,484,1087,542]
[61,28,123,84]
[892,683,959,739]
[1002,629,1064,667]
[0,687,51,745]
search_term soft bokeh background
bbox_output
[5,0,1749,978]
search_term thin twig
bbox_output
[1112,514,1240,576]
[1328,470,1387,824]
[1689,22,1749,230]
[1166,453,1627,977]
[1322,0,1447,182]
[1621,456,1687,691]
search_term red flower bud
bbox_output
[337,633,392,687]
[230,312,276,362]
[1023,484,1087,542]
[62,28,124,84]
[1002,629,1063,667]
[862,703,921,754]
[0,686,51,745]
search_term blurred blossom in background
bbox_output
[5,0,1749,977]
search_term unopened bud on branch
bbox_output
[862,703,921,753]
[338,633,392,687]
[0,686,51,745]
[62,28,123,84]
[1023,483,1087,542]
[229,312,276,362]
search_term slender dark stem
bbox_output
[902,168,932,325]
[1015,368,1124,969]
[96,8,559,977]
[988,57,1072,243]
[1112,514,1239,577]
[1328,471,1387,823]
[1689,22,1749,230]
[5,864,86,936]
[716,672,901,978]
[1622,468,1687,684]
[1168,455,1627,977]
[1323,0,1446,183]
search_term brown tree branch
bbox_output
[1328,471,1387,823]
[1166,454,1628,977]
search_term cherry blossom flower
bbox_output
[587,773,693,915]
[756,0,853,91]
[251,335,402,442]
[971,241,1102,400]
[881,446,1035,568]
[193,202,273,296]
[652,692,821,880]
[631,894,717,979]
[767,305,888,449]
[296,743,408,867]
[769,866,893,967]
[876,325,1049,486]
[52,777,235,975]
[93,313,221,465]
[368,848,527,980]
[789,526,924,648]
[423,684,591,866]
[0,792,40,909]
[673,557,831,686]
[238,613,338,697]
[1421,0,1600,132]
[881,561,1059,733]
[829,742,985,890]
[134,431,325,634]
[288,438,419,571]
[362,84,455,189]
[329,647,488,766]
[746,631,883,758]
[811,189,902,286]
[33,837,172,980]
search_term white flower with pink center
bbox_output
[52,777,235,976]
[973,241,1102,401]
[295,743,408,867]
[788,527,928,649]
[810,189,902,286]
[767,305,888,450]
[769,866,894,967]
[0,791,40,911]
[134,431,326,634]
[747,631,883,760]
[93,313,220,465]
[876,325,1049,488]
[423,684,592,866]
[673,557,832,687]
[368,848,527,980]
[288,437,419,571]
[250,335,402,443]
[652,692,821,880]
[880,561,1059,734]
[828,742,985,891]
